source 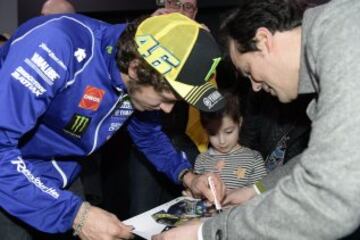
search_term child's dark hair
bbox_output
[200,91,241,136]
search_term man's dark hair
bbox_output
[220,0,305,53]
[200,91,241,136]
[116,16,172,94]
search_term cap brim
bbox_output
[165,29,225,112]
[167,79,225,112]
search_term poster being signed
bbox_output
[124,197,215,239]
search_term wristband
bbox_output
[73,201,91,236]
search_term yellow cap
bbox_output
[135,13,224,112]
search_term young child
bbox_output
[194,91,267,190]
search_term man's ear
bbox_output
[128,59,140,79]
[254,27,273,56]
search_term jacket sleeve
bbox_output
[203,2,360,239]
[261,153,302,190]
[127,111,192,184]
[0,22,82,233]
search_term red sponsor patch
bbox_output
[79,85,105,111]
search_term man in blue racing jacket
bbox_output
[0,13,225,240]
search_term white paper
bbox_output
[123,196,193,240]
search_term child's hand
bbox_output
[223,186,257,206]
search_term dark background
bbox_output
[0,0,238,34]
[17,0,238,22]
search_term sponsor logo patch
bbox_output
[109,96,133,131]
[39,42,67,70]
[11,66,47,96]
[203,91,222,110]
[112,95,133,116]
[25,52,60,86]
[11,157,59,199]
[106,45,113,55]
[64,114,91,138]
[79,85,105,111]
[108,122,122,132]
[74,48,86,63]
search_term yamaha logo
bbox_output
[203,91,222,109]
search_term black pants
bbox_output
[0,178,84,240]
[0,209,32,240]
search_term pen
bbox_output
[208,176,222,213]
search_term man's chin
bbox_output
[132,104,145,112]
[278,94,298,103]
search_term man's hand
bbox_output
[183,172,226,204]
[74,203,134,240]
[223,186,257,206]
[152,220,201,240]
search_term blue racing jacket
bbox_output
[0,14,191,233]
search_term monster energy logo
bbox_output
[106,45,113,54]
[64,114,91,138]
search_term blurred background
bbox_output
[0,0,238,34]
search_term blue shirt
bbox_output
[0,14,191,233]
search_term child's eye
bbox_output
[225,130,234,134]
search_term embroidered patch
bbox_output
[234,167,246,179]
[79,85,105,111]
[74,48,86,63]
[64,114,91,138]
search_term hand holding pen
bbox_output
[208,176,223,213]
[181,171,226,207]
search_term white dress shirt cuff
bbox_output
[253,183,261,195]
[197,222,204,240]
